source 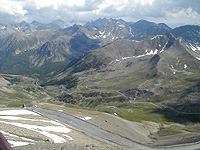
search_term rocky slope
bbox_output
[47,32,200,124]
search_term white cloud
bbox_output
[0,0,199,27]
[28,0,85,10]
[65,0,85,7]
[0,0,27,16]
[166,7,200,27]
[135,0,155,6]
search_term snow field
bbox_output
[0,109,74,147]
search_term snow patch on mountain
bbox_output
[122,57,131,60]
[15,27,20,32]
[184,64,187,69]
[117,49,160,62]
[0,109,74,147]
[160,41,168,53]
[0,109,40,116]
[151,35,164,40]
[99,31,105,35]
[8,141,31,147]
[0,26,6,30]
[116,59,121,62]
[196,57,200,60]
[118,24,125,28]
[80,116,92,121]
[132,40,142,43]
[189,43,200,52]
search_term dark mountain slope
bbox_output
[171,25,200,45]
[71,34,170,73]
[0,30,55,73]
[130,20,172,40]
[84,18,172,43]
[0,30,55,56]
[0,24,101,75]
[30,32,100,67]
[85,18,132,42]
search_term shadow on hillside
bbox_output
[152,103,200,124]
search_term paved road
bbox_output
[28,107,157,150]
[28,107,200,150]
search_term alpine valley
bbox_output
[0,18,200,148]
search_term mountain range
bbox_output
[0,18,199,120]
[0,18,199,73]
[0,19,70,37]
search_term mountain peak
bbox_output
[133,20,156,26]
[129,20,172,40]
[72,23,82,29]
[84,18,109,27]
[31,20,39,25]
[50,19,65,24]
[84,18,128,27]
[18,21,29,26]
[158,23,171,30]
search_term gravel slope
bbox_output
[0,106,199,150]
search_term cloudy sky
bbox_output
[0,0,199,28]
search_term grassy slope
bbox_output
[0,74,51,107]
[56,56,200,124]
